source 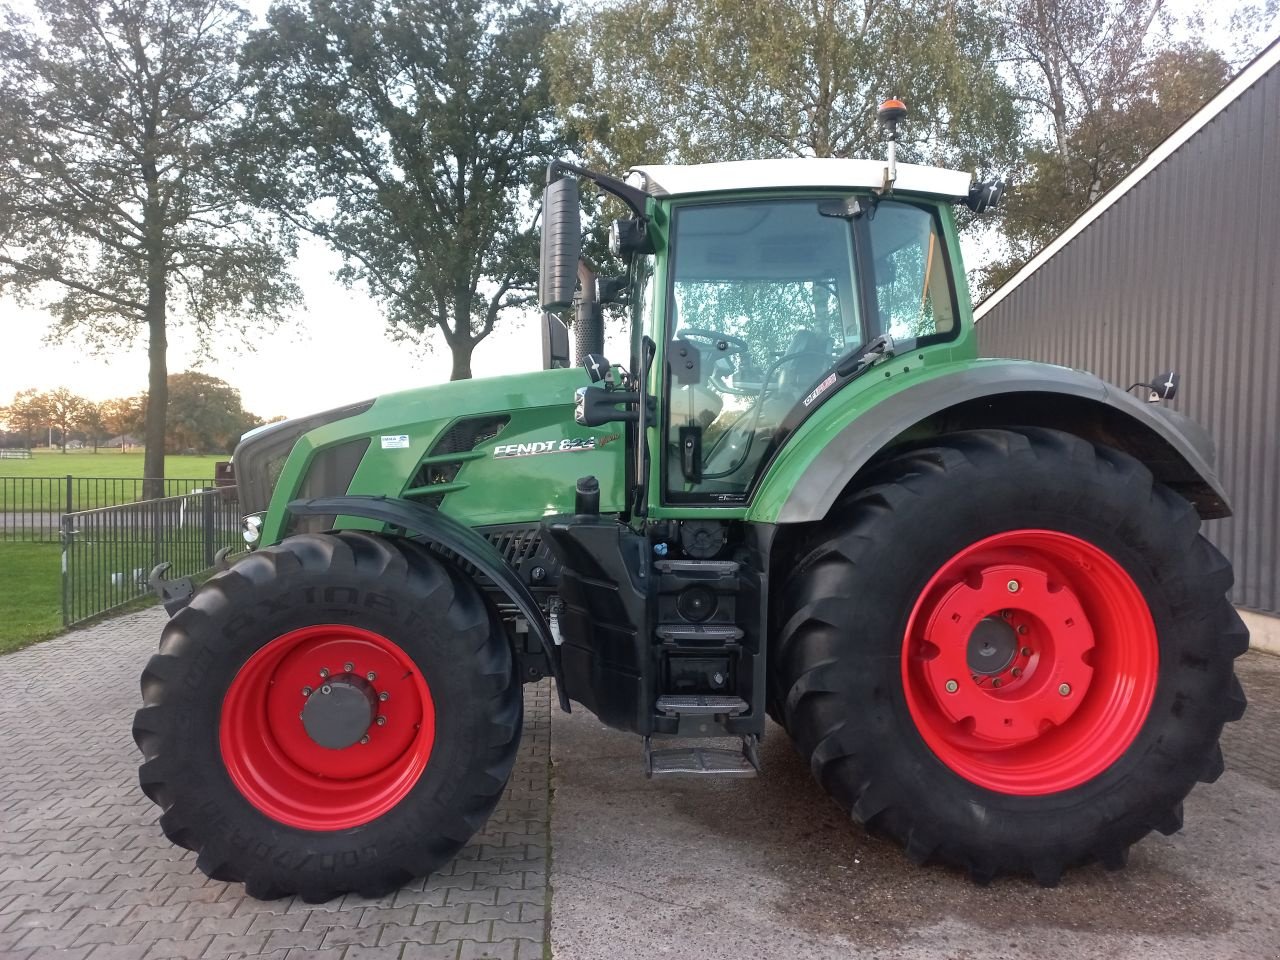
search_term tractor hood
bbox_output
[249,367,628,545]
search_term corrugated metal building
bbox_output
[977,39,1280,617]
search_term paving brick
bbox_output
[487,921,541,945]
[400,945,460,960]
[457,942,516,960]
[140,935,214,959]
[344,945,406,960]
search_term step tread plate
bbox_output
[654,559,740,575]
[647,746,757,777]
[656,694,749,716]
[656,623,744,641]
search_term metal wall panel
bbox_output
[978,63,1280,614]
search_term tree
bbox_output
[550,0,1019,174]
[240,0,566,380]
[162,370,254,453]
[99,395,146,451]
[80,401,107,452]
[0,0,300,491]
[1,389,50,448]
[977,0,1271,293]
[39,387,90,452]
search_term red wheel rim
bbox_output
[902,530,1157,795]
[219,624,435,830]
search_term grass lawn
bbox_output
[0,452,227,511]
[0,543,62,654]
[0,450,225,479]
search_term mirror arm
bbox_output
[547,160,650,218]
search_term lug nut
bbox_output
[321,684,332,696]
[1020,646,1032,656]
[301,686,312,697]
[1001,610,1012,619]
[318,668,330,679]
[1016,625,1028,635]
[379,691,389,702]
[992,678,1002,688]
[945,679,959,693]
[344,662,354,673]
[1007,580,1020,593]
[1058,683,1071,696]
[1011,668,1022,678]
[376,716,387,726]
[366,672,376,682]
[359,735,370,744]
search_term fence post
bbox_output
[65,474,73,516]
[202,492,215,568]
[60,512,71,627]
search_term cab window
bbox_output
[865,201,955,341]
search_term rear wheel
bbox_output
[772,428,1248,884]
[133,531,521,901]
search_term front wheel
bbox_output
[772,428,1248,884]
[133,531,521,901]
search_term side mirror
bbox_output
[539,177,581,311]
[1148,370,1179,402]
[966,177,1005,213]
[541,312,570,370]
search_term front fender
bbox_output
[757,360,1230,524]
[287,495,568,711]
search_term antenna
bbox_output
[876,98,908,193]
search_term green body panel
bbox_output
[259,367,627,544]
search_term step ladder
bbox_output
[644,694,759,777]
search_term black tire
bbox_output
[771,427,1248,885]
[133,530,521,902]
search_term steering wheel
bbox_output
[675,328,754,396]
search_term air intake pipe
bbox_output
[575,261,604,365]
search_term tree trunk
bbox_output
[449,339,475,380]
[142,260,168,499]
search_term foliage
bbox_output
[0,0,300,483]
[550,0,1019,174]
[240,0,566,379]
[1,389,50,447]
[41,388,91,452]
[99,396,147,443]
[975,0,1270,294]
[159,371,260,454]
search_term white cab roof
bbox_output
[628,158,973,201]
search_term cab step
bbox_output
[655,624,743,643]
[656,694,748,717]
[654,559,740,575]
[644,734,760,778]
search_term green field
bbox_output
[0,544,62,653]
[0,452,225,511]
[0,451,224,479]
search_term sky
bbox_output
[1,0,1271,420]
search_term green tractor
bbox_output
[134,103,1247,900]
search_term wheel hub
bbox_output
[301,675,378,749]
[967,616,1018,675]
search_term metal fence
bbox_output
[0,475,215,542]
[61,488,243,627]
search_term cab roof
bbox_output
[628,158,973,202]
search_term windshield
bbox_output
[663,197,954,502]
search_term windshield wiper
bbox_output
[836,333,897,376]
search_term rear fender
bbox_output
[765,362,1231,524]
[286,495,568,710]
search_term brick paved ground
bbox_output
[0,607,552,960]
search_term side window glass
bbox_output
[867,203,955,341]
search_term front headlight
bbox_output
[241,514,264,546]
